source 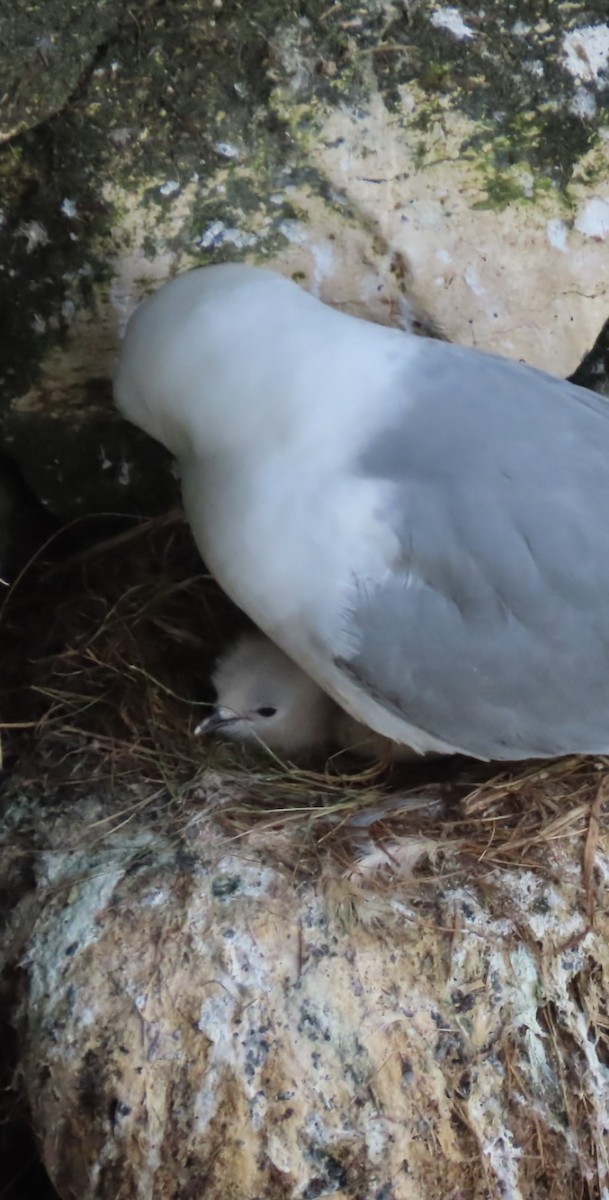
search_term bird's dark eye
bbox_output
[256,706,277,718]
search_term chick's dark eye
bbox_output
[256,706,277,718]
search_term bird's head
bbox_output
[196,632,336,758]
[114,263,333,460]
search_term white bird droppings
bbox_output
[17,220,49,252]
[430,6,475,41]
[546,218,568,251]
[574,196,609,239]
[60,198,77,218]
[570,87,597,118]
[213,141,240,159]
[197,220,257,250]
[561,24,609,83]
[523,59,544,78]
[198,219,226,248]
[277,218,307,244]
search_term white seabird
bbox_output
[115,263,609,760]
[197,631,418,760]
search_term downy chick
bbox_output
[196,632,420,762]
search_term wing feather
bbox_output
[336,340,609,759]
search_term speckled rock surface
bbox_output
[1,1,609,516]
[0,0,129,142]
[2,780,609,1200]
[3,8,609,1198]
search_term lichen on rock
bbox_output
[2,5,609,1195]
[0,1,609,519]
[2,771,609,1199]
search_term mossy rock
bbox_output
[0,0,608,517]
[0,0,129,142]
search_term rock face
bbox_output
[0,0,130,144]
[3,4,609,1199]
[1,1,609,518]
[2,778,609,1200]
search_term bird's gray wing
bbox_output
[336,340,609,760]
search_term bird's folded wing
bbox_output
[334,341,609,760]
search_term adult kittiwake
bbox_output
[115,263,609,760]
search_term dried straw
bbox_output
[0,511,605,888]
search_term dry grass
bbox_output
[0,510,605,890]
[1,513,608,1200]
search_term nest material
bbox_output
[1,514,609,1200]
[0,510,604,903]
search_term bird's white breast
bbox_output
[181,452,462,756]
[181,451,398,650]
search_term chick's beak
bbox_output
[195,707,239,736]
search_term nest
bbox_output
[2,512,609,1200]
[0,510,605,904]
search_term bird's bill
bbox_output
[195,707,239,736]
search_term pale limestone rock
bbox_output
[3,3,609,517]
[3,6,609,1198]
[3,786,609,1199]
